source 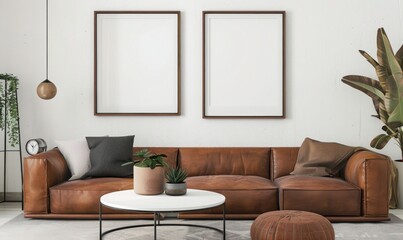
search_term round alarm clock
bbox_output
[26,138,47,155]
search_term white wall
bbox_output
[0,0,402,192]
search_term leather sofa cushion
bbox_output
[275,175,361,216]
[185,175,278,214]
[50,178,133,214]
[179,148,271,178]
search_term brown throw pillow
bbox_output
[291,138,363,177]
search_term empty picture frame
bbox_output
[94,11,180,116]
[203,11,286,118]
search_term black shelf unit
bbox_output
[0,78,23,205]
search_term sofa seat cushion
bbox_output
[50,178,133,214]
[185,175,278,214]
[275,175,361,216]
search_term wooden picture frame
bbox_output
[203,11,286,118]
[94,11,181,116]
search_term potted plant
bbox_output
[165,167,188,196]
[122,149,167,195]
[341,28,403,156]
[0,73,20,147]
[341,28,402,208]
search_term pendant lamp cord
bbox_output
[46,0,48,80]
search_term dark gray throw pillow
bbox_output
[82,135,134,178]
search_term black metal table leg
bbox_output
[99,203,225,239]
[154,212,157,240]
[99,203,102,240]
[223,203,226,240]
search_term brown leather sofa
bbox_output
[23,147,390,222]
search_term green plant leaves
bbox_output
[374,29,403,127]
[165,167,188,183]
[370,134,392,149]
[150,160,157,169]
[341,75,385,102]
[134,148,152,158]
[360,50,379,68]
[360,50,388,91]
[396,45,403,68]
[342,28,403,153]
[131,149,168,169]
[378,28,402,75]
[384,73,403,126]
[121,162,134,166]
[0,73,20,147]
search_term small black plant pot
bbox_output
[165,182,187,196]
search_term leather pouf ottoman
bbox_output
[250,210,335,240]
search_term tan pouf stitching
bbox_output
[251,210,335,240]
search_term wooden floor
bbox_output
[1,202,403,227]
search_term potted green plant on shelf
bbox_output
[0,73,20,147]
[165,167,188,196]
[341,28,403,157]
[122,149,167,195]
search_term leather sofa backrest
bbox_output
[178,147,271,178]
[271,147,299,180]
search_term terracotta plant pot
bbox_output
[165,182,187,196]
[134,166,165,195]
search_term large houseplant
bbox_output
[122,149,167,195]
[341,28,403,157]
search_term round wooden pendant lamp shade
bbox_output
[37,80,57,100]
[37,0,57,100]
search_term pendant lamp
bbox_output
[37,0,57,100]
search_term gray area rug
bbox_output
[0,214,402,240]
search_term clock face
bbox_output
[26,140,40,155]
[26,139,47,155]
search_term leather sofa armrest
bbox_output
[23,148,70,214]
[343,151,390,217]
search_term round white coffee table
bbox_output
[99,189,226,240]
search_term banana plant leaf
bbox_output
[378,28,402,75]
[360,50,388,91]
[370,133,393,149]
[396,45,403,69]
[377,29,402,79]
[381,125,394,135]
[360,50,379,68]
[342,28,403,156]
[342,75,389,123]
[375,28,403,126]
[341,75,385,102]
[381,124,403,136]
[387,121,403,131]
[385,73,403,126]
[372,100,389,124]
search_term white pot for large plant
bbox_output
[394,160,403,208]
[134,166,165,195]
